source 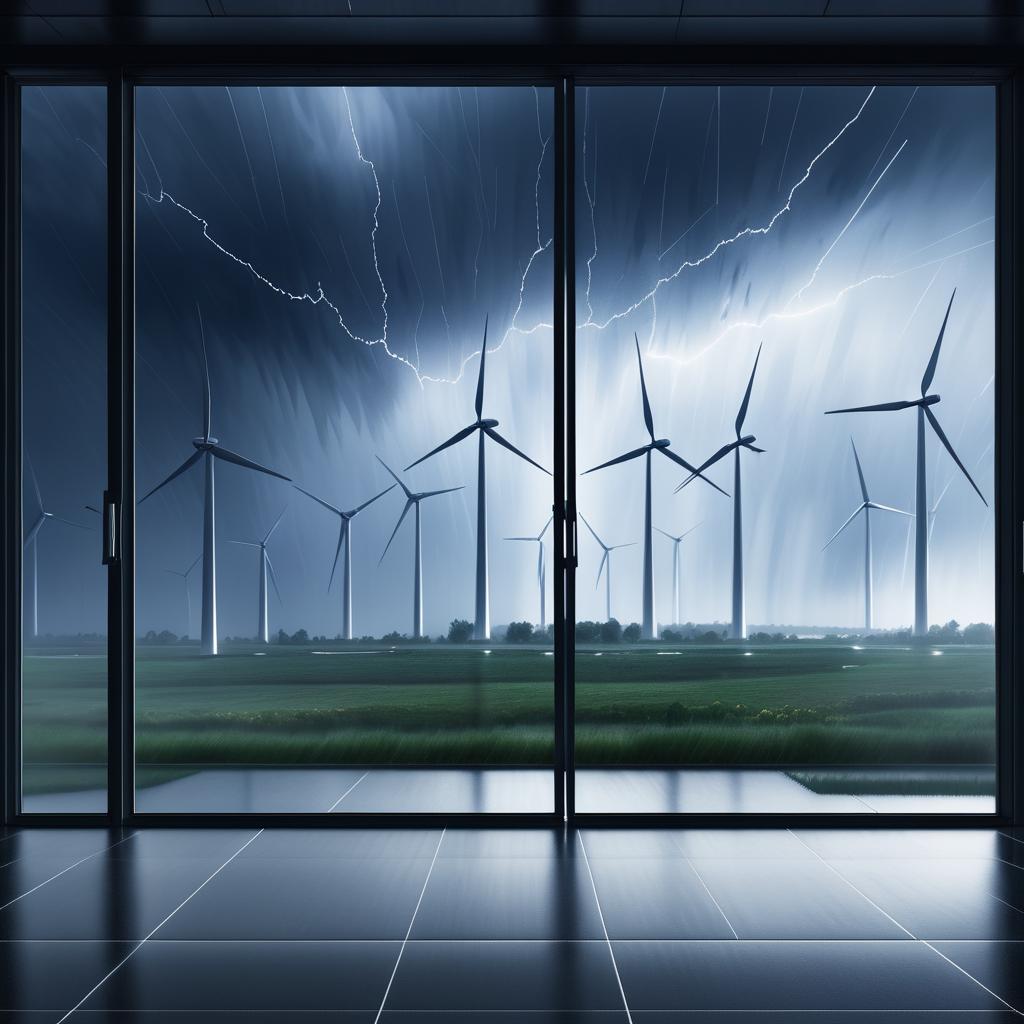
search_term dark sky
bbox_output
[22,83,994,638]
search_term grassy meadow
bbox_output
[20,639,995,793]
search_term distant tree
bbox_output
[661,628,682,642]
[601,618,623,643]
[623,622,642,643]
[275,629,289,644]
[963,622,994,644]
[544,623,555,642]
[382,631,404,642]
[448,619,473,643]
[575,620,599,643]
[290,628,309,645]
[506,621,534,643]
[696,630,723,643]
[928,620,962,644]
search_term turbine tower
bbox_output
[406,318,549,641]
[655,523,701,628]
[230,508,286,644]
[825,290,987,637]
[579,514,635,622]
[503,516,553,630]
[676,343,765,640]
[295,482,394,640]
[586,334,728,640]
[139,309,291,656]
[823,440,912,631]
[378,457,463,640]
[23,458,90,639]
[163,554,201,639]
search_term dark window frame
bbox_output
[1,61,1019,828]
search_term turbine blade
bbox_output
[578,513,606,550]
[25,453,43,512]
[293,485,342,517]
[679,521,703,540]
[23,514,45,546]
[376,457,413,499]
[735,341,763,436]
[924,405,988,507]
[197,303,212,441]
[869,502,913,517]
[139,449,203,504]
[583,444,649,475]
[595,549,608,588]
[825,399,917,414]
[84,504,101,514]
[212,445,290,482]
[420,485,465,499]
[475,315,488,420]
[539,515,554,540]
[610,542,637,549]
[483,426,550,475]
[504,536,535,542]
[185,554,201,576]
[328,519,348,592]
[49,515,92,531]
[350,483,396,516]
[850,438,869,502]
[823,504,866,551]
[265,552,283,604]
[380,499,413,562]
[743,442,766,454]
[654,526,675,540]
[659,445,730,496]
[635,334,655,442]
[921,288,956,396]
[264,505,287,543]
[228,540,260,547]
[404,422,478,471]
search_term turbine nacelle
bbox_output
[478,418,499,429]
[192,437,219,450]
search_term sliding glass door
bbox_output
[132,84,557,814]
[573,84,997,814]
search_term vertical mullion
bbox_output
[2,74,22,824]
[107,73,135,825]
[564,78,576,820]
[553,80,566,820]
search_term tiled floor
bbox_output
[1,826,1023,1021]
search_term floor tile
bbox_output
[439,828,576,859]
[613,940,1004,1011]
[932,941,1024,1012]
[245,828,444,860]
[410,856,603,940]
[689,858,907,939]
[577,829,687,859]
[111,829,261,861]
[0,830,129,866]
[630,1014,1021,1023]
[0,941,131,1012]
[830,859,1024,940]
[82,940,399,1012]
[670,829,815,860]
[157,857,430,939]
[380,1014,628,1023]
[795,829,1020,862]
[586,858,735,939]
[384,940,625,1011]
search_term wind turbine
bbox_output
[676,343,765,640]
[586,334,729,640]
[294,482,394,640]
[229,508,286,644]
[378,457,463,640]
[406,317,549,641]
[823,440,912,631]
[579,514,635,623]
[503,515,553,630]
[825,290,987,636]
[23,458,90,639]
[655,522,702,628]
[163,554,201,639]
[138,308,291,655]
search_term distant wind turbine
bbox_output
[406,317,550,640]
[295,482,394,640]
[655,522,702,627]
[585,334,728,640]
[823,440,912,631]
[504,515,553,630]
[579,514,635,622]
[138,307,291,655]
[23,457,90,638]
[378,457,463,640]
[676,342,765,640]
[825,290,987,636]
[230,507,286,644]
[163,554,201,639]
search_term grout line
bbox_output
[787,830,1022,1016]
[55,829,265,1023]
[577,830,634,1024]
[326,770,370,812]
[0,831,139,913]
[684,858,739,940]
[373,827,446,1024]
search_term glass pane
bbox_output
[21,85,108,812]
[574,85,995,814]
[134,85,555,812]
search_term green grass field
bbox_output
[20,639,995,794]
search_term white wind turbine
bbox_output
[655,522,702,628]
[139,308,291,655]
[823,439,912,631]
[163,554,201,640]
[295,482,394,640]
[229,508,286,644]
[579,514,635,623]
[504,516,553,630]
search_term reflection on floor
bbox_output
[24,766,995,815]
[0,825,1023,1019]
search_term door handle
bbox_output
[102,491,118,565]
